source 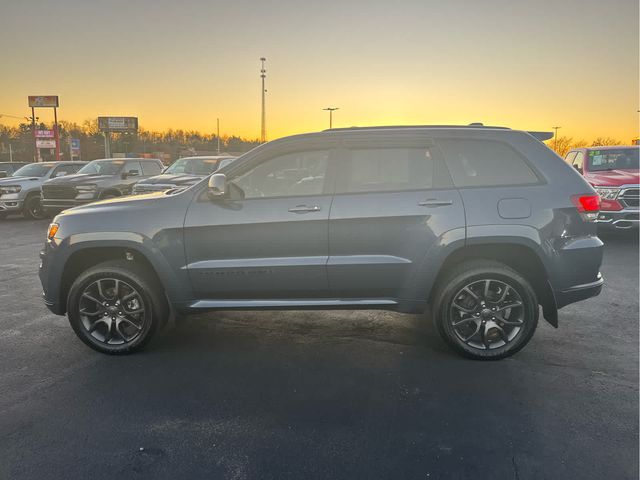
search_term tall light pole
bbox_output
[323,107,339,129]
[260,57,267,143]
[552,126,561,151]
[217,117,221,155]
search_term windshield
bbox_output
[165,158,221,175]
[78,160,125,175]
[12,163,53,177]
[588,148,639,172]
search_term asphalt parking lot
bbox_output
[0,218,637,480]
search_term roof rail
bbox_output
[323,124,510,132]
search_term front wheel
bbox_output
[432,260,539,360]
[23,193,47,220]
[67,260,168,354]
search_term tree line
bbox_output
[0,120,261,163]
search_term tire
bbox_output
[66,260,168,354]
[432,260,538,360]
[23,193,47,220]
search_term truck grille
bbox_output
[619,187,639,209]
[42,185,76,199]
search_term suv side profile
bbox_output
[39,126,604,360]
[0,161,86,219]
[41,158,164,213]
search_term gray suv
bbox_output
[39,125,604,359]
[41,158,164,213]
[0,162,86,219]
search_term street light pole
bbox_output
[552,126,561,151]
[217,117,220,155]
[323,107,339,129]
[260,57,267,143]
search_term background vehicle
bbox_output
[0,162,29,178]
[0,162,85,219]
[132,155,237,194]
[40,125,604,359]
[565,146,639,229]
[41,158,164,213]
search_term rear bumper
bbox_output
[597,209,639,229]
[555,273,604,309]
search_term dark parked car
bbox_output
[41,158,164,212]
[0,161,86,219]
[39,125,604,359]
[564,146,639,229]
[132,155,236,194]
[0,162,29,178]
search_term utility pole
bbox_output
[323,107,339,129]
[30,108,38,162]
[552,126,561,151]
[260,57,267,143]
[217,117,220,155]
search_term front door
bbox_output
[184,145,335,299]
[327,136,465,300]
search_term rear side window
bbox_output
[142,161,163,175]
[124,161,142,174]
[338,148,433,194]
[438,139,539,187]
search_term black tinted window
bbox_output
[438,139,539,187]
[142,161,163,175]
[339,148,433,193]
[124,161,142,174]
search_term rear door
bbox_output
[327,134,465,300]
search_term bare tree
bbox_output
[591,137,623,147]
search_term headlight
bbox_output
[75,185,97,193]
[0,185,21,194]
[595,187,619,200]
[47,223,59,240]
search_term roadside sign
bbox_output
[36,139,56,148]
[28,96,59,108]
[98,116,138,132]
[35,129,55,138]
[70,138,81,150]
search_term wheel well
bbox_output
[60,247,162,311]
[430,243,549,306]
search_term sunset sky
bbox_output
[0,0,638,141]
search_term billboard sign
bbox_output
[35,129,55,138]
[28,96,59,108]
[36,139,57,149]
[98,116,138,132]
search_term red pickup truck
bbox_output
[565,146,639,229]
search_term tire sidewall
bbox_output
[24,193,46,220]
[67,265,159,354]
[435,267,538,360]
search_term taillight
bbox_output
[571,194,600,222]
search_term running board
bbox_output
[186,298,398,310]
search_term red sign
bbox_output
[35,129,55,138]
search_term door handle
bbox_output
[288,205,321,213]
[418,199,453,207]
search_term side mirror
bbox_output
[208,173,227,199]
[54,171,67,178]
[573,164,583,174]
[122,169,139,179]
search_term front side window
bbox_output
[12,163,53,177]
[337,148,434,194]
[232,150,329,199]
[438,139,539,187]
[78,160,125,175]
[587,148,639,172]
[141,161,163,175]
[573,152,585,171]
[166,158,220,175]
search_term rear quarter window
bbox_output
[437,139,540,187]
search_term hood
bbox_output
[136,173,206,186]
[585,169,640,187]
[44,173,115,186]
[0,176,41,185]
[58,191,165,216]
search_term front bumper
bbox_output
[596,209,639,229]
[0,198,23,212]
[42,198,93,210]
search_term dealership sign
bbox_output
[36,139,57,149]
[28,96,59,108]
[35,129,55,138]
[98,116,138,132]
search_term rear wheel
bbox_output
[432,260,538,360]
[23,193,47,220]
[67,260,168,354]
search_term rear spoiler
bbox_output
[528,131,554,142]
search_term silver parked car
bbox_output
[0,162,86,219]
